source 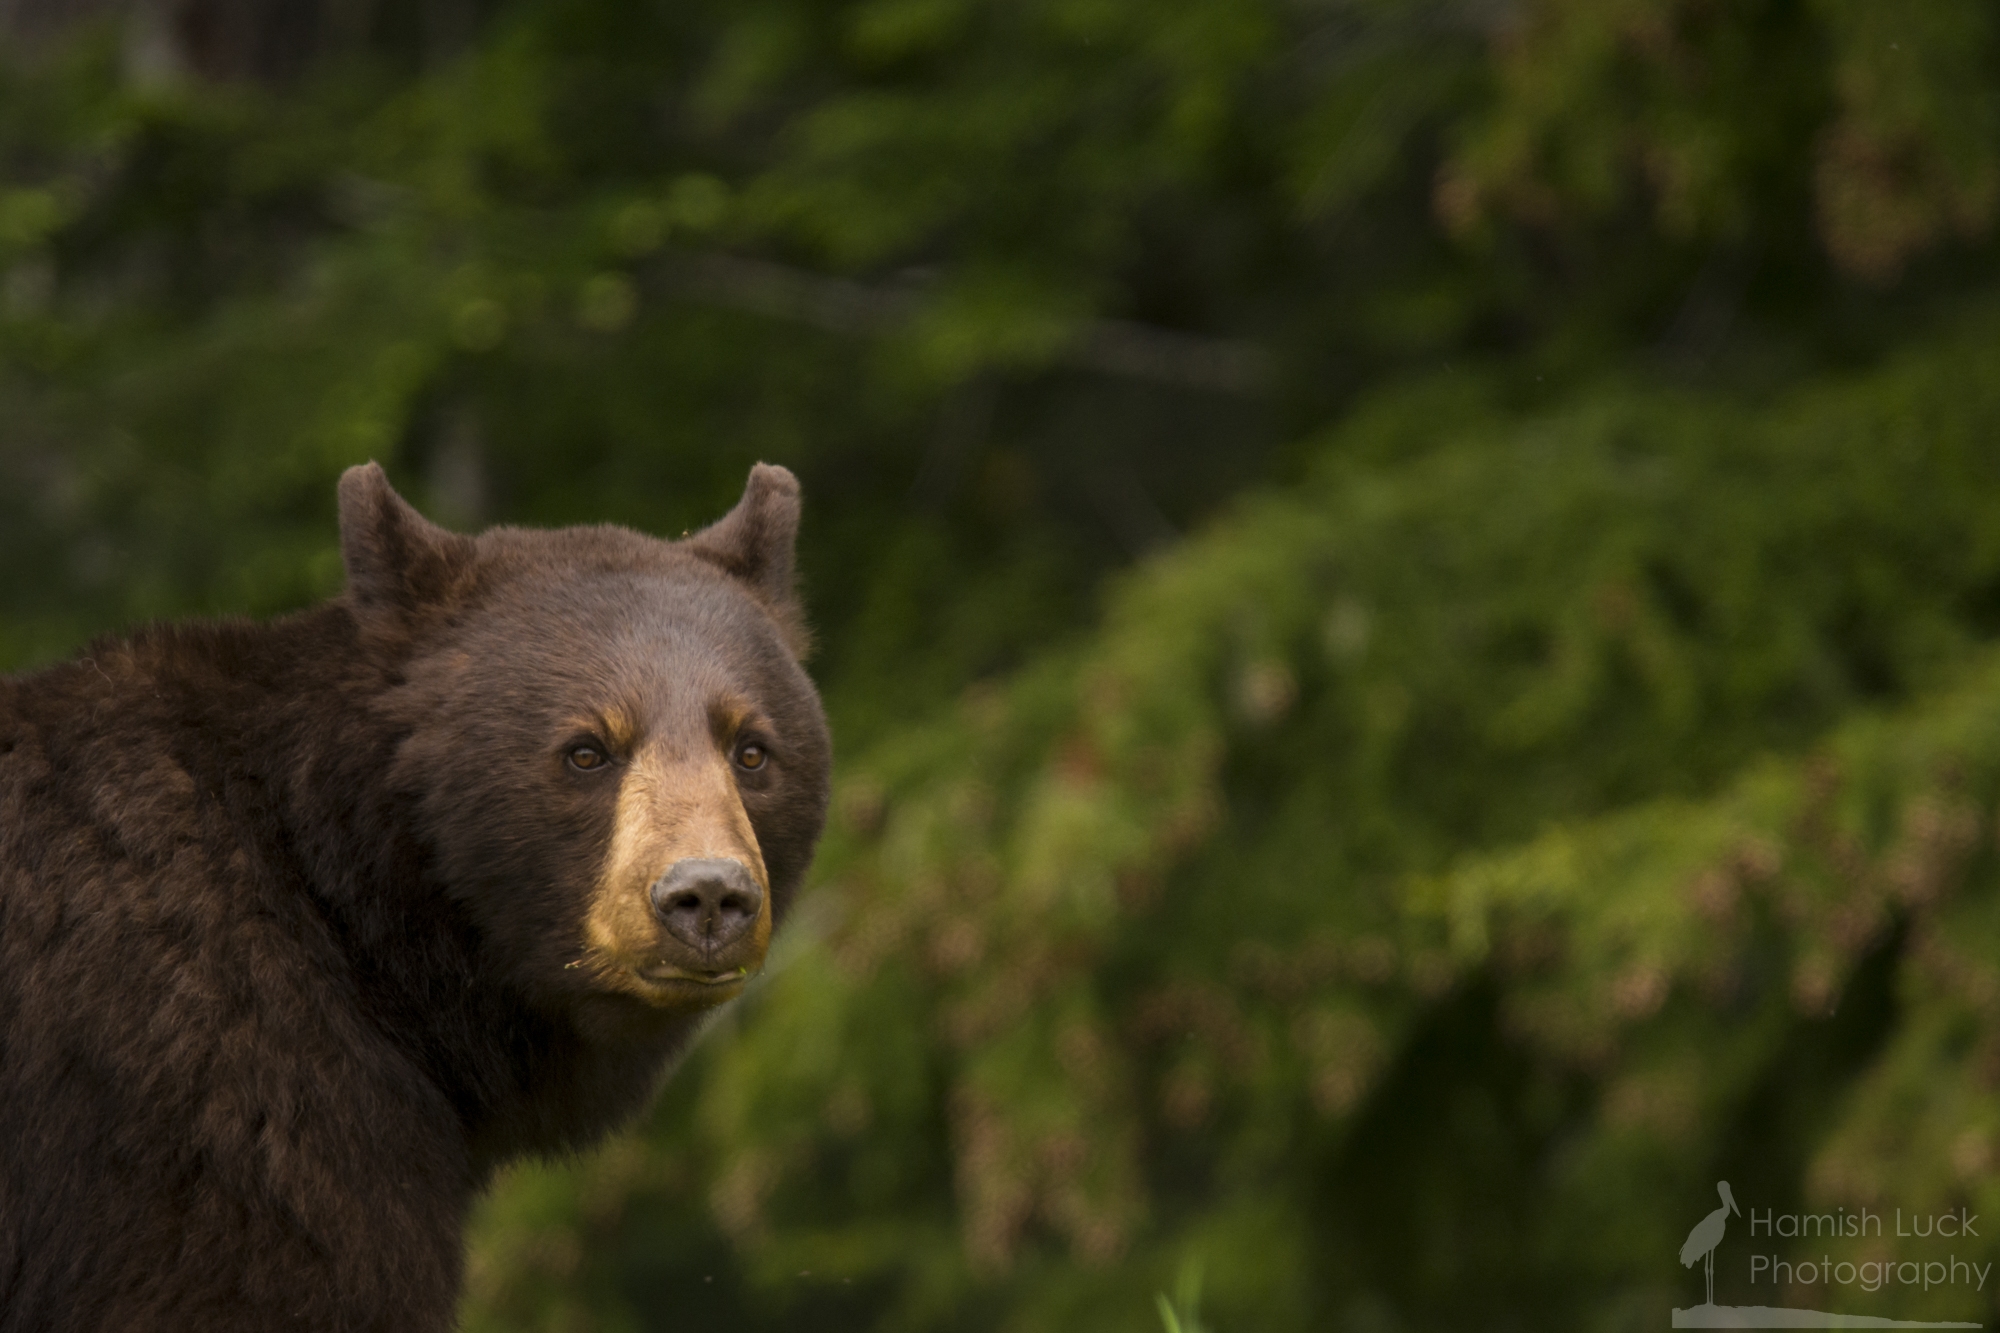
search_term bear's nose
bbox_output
[649,858,763,956]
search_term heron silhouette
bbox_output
[1680,1181,1740,1307]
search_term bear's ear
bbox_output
[337,462,477,620]
[684,463,809,654]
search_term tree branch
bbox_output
[661,252,1272,395]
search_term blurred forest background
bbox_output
[5,0,2000,1329]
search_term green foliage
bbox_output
[1156,1258,1212,1333]
[5,0,2000,1330]
[455,313,2000,1332]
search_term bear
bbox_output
[0,462,831,1331]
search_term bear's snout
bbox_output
[582,744,777,1006]
[650,857,763,957]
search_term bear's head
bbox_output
[336,462,830,1028]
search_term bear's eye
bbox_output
[566,744,609,772]
[734,742,767,772]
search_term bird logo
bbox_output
[1670,1183,1983,1328]
[1681,1181,1740,1308]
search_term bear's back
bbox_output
[0,628,470,1333]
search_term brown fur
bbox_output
[0,463,831,1331]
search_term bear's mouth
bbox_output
[637,963,754,988]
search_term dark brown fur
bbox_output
[0,463,830,1330]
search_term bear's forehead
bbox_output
[431,556,792,700]
[478,520,689,575]
[490,564,763,643]
[467,522,798,643]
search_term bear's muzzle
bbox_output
[582,745,774,1008]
